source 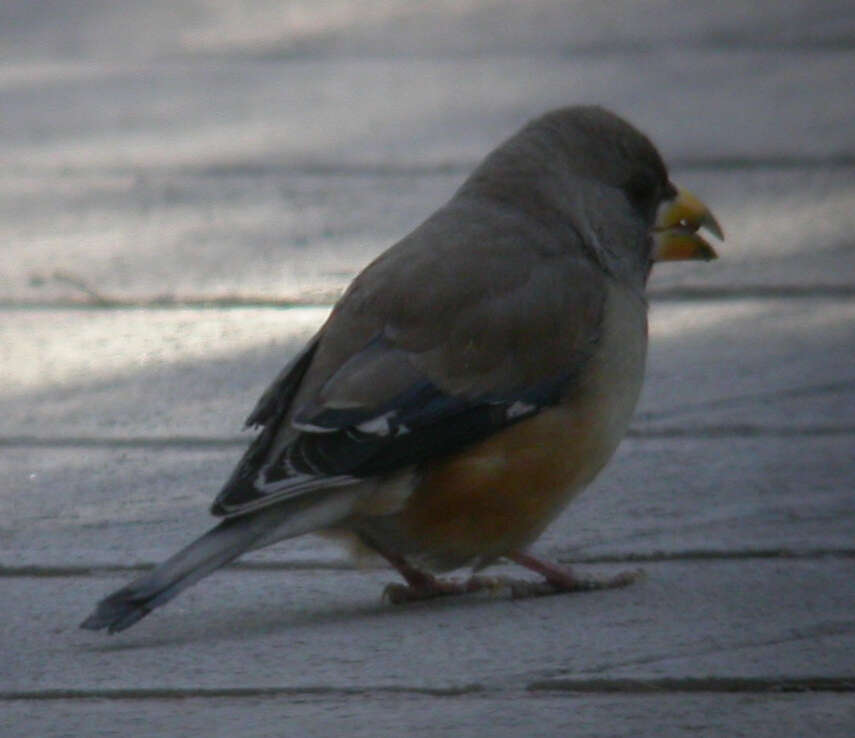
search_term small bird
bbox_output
[81,105,722,633]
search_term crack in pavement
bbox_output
[5,153,855,181]
[4,284,855,311]
[3,548,853,578]
[4,676,855,702]
[635,378,855,423]
[526,676,855,694]
[0,684,485,702]
[567,548,855,564]
[627,425,855,438]
[2,419,853,451]
[540,622,855,681]
[0,435,250,450]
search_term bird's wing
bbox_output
[243,332,322,429]
[212,203,608,517]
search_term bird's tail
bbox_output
[80,489,360,634]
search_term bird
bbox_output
[81,105,722,633]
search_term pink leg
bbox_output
[378,547,504,604]
[374,539,642,605]
[507,550,643,595]
[507,550,581,588]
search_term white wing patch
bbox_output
[293,411,411,438]
[505,400,537,419]
[254,464,355,497]
[355,411,411,438]
[355,411,396,436]
[291,419,338,433]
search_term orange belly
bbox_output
[396,402,618,567]
[369,280,647,570]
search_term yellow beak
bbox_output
[652,186,724,262]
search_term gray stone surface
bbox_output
[5,560,855,693]
[4,168,854,303]
[2,298,852,437]
[2,1,854,736]
[3,433,854,569]
[6,693,855,738]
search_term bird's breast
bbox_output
[395,281,648,569]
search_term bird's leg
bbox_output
[373,547,504,604]
[380,548,642,603]
[370,535,642,604]
[506,550,643,596]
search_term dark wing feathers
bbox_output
[210,333,325,516]
[244,333,321,428]
[238,366,577,509]
[212,212,608,519]
[278,368,576,479]
[213,351,578,517]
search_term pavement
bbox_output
[2,1,854,736]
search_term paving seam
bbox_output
[4,284,855,311]
[526,676,855,694]
[3,550,853,578]
[3,677,855,702]
[3,422,853,451]
[4,152,855,178]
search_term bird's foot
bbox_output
[383,573,506,604]
[382,568,642,603]
[506,549,644,597]
[378,546,642,605]
[502,570,644,598]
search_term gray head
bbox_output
[459,106,718,290]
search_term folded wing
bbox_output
[213,209,608,518]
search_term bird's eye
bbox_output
[623,170,659,216]
[662,180,678,200]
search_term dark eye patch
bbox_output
[622,169,660,217]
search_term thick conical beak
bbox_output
[652,186,724,262]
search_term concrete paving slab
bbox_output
[2,298,851,438]
[3,432,852,569]
[4,560,854,692]
[3,166,854,303]
[4,1,853,734]
[0,170,455,303]
[5,50,853,173]
[639,297,855,430]
[0,446,232,567]
[5,691,855,738]
[4,5,855,304]
[5,1,854,62]
[0,306,328,436]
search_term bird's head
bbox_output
[465,105,723,288]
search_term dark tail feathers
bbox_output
[80,513,271,633]
[80,489,360,633]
